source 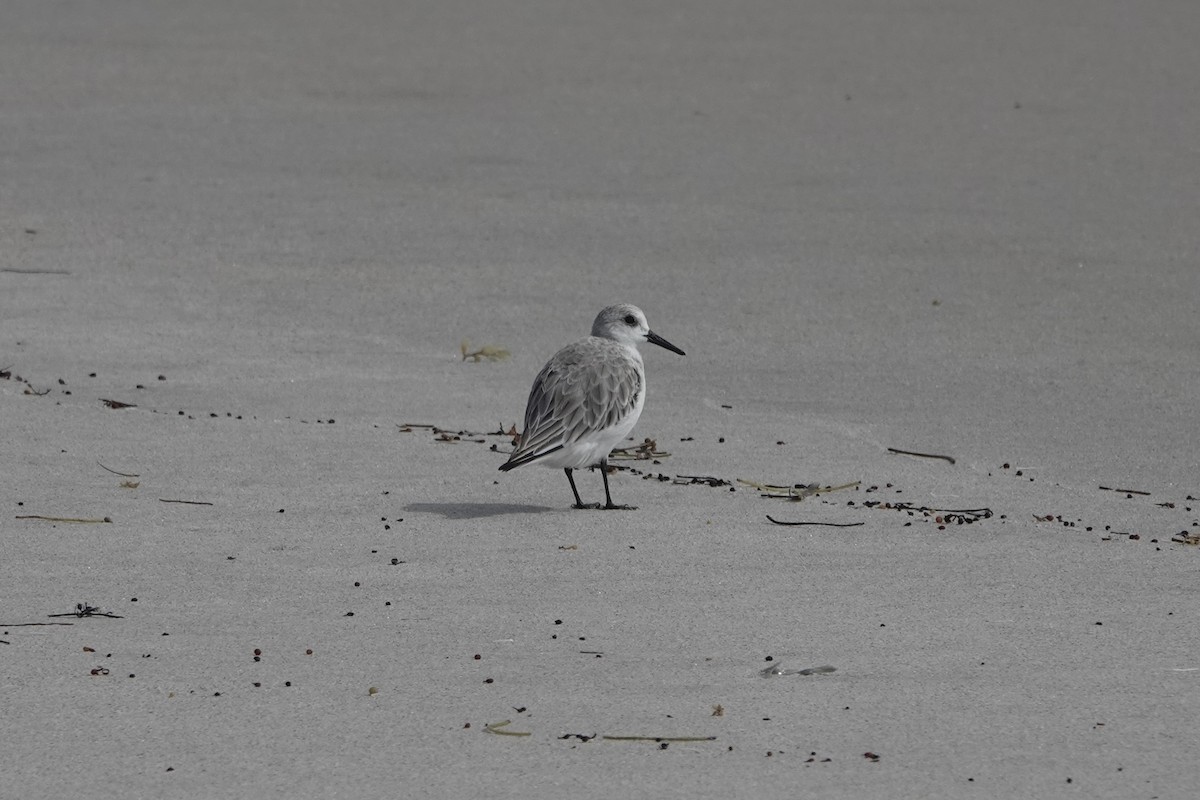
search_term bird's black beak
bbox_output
[646,330,685,356]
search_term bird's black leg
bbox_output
[565,468,600,510]
[600,458,637,510]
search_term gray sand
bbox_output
[2,2,1198,798]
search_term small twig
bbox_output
[97,461,140,478]
[887,447,956,465]
[16,515,112,524]
[1099,486,1151,496]
[1,268,71,274]
[158,498,214,506]
[601,734,717,742]
[766,516,864,527]
[47,603,122,619]
[484,720,532,737]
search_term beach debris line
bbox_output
[399,422,491,444]
[608,437,670,461]
[1,365,50,395]
[738,479,861,500]
[484,720,717,743]
[674,475,732,487]
[887,447,956,464]
[1027,512,1197,544]
[862,502,993,525]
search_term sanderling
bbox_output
[499,303,686,510]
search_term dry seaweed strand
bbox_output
[675,475,732,487]
[1099,485,1151,496]
[460,340,511,362]
[601,734,717,743]
[1,268,70,274]
[766,516,864,527]
[97,461,140,478]
[738,479,861,500]
[862,502,993,524]
[158,499,214,506]
[608,438,669,461]
[887,447,956,464]
[2,365,50,395]
[484,720,532,737]
[16,514,112,524]
[48,603,122,619]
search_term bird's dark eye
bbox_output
[623,315,636,326]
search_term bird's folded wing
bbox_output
[505,347,641,466]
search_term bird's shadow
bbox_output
[404,502,559,519]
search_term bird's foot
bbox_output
[572,502,602,510]
[601,503,638,511]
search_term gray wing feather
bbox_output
[509,341,641,463]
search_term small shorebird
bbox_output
[499,303,685,509]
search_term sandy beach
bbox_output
[2,2,1198,798]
